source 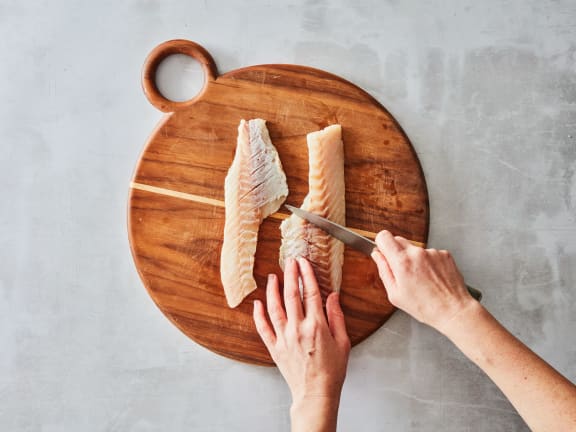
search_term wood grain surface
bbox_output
[128,39,429,366]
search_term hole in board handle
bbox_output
[155,54,205,103]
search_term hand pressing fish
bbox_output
[220,119,288,308]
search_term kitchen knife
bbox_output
[284,204,482,301]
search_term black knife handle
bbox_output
[466,285,483,302]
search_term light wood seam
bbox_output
[130,181,425,247]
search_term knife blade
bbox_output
[284,204,482,301]
[284,204,377,256]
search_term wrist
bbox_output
[290,395,340,432]
[436,298,485,339]
[291,394,341,409]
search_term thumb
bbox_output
[326,292,350,347]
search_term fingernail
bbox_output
[267,274,275,283]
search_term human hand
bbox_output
[253,257,350,431]
[371,230,476,333]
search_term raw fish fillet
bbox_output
[221,119,288,308]
[280,124,345,298]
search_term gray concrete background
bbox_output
[1,0,575,430]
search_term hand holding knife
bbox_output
[284,204,482,302]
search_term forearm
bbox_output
[442,301,576,431]
[290,396,340,432]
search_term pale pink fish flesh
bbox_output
[221,119,288,308]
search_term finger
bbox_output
[266,274,286,334]
[375,230,406,265]
[283,258,304,322]
[326,292,350,347]
[297,257,323,318]
[394,235,413,248]
[253,300,276,350]
[371,249,396,290]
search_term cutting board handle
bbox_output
[141,39,218,113]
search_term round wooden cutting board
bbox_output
[128,40,429,366]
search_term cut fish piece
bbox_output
[280,124,345,298]
[221,119,288,308]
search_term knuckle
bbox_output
[285,289,301,303]
[396,250,408,261]
[268,304,284,320]
[302,318,320,335]
[410,248,425,260]
[397,252,411,266]
[303,289,321,302]
[308,319,320,333]
[414,246,426,256]
[331,306,345,318]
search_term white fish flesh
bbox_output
[279,124,345,298]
